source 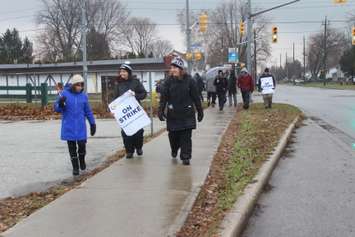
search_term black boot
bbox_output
[182,160,191,166]
[71,157,80,176]
[171,151,178,159]
[126,153,134,159]
[136,149,143,156]
[79,154,86,171]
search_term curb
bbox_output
[219,116,300,237]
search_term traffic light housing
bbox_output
[272,26,278,43]
[239,21,245,36]
[185,52,193,61]
[199,13,208,33]
[194,52,203,61]
[352,26,355,46]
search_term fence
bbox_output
[0,83,56,107]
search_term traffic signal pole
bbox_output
[186,0,192,74]
[246,0,301,73]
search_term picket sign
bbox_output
[260,76,275,94]
[109,90,151,136]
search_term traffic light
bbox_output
[352,26,355,46]
[334,0,347,3]
[199,13,208,33]
[185,52,193,61]
[194,52,203,61]
[239,21,245,36]
[272,26,278,43]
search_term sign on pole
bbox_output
[228,48,239,63]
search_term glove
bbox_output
[158,110,166,121]
[128,90,135,96]
[90,124,96,136]
[197,110,204,122]
[59,96,66,108]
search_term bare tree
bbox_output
[124,17,157,57]
[36,0,128,62]
[148,39,173,58]
[307,28,347,79]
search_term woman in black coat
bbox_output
[113,64,147,159]
[158,57,204,165]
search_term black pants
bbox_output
[199,91,204,102]
[121,129,144,154]
[241,91,251,110]
[168,129,192,160]
[207,92,217,106]
[67,140,86,158]
[217,92,227,110]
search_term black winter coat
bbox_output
[214,76,228,94]
[113,76,147,102]
[228,72,237,94]
[159,74,203,132]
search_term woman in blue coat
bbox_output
[54,74,96,176]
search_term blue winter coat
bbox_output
[54,85,96,141]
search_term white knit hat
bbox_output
[71,74,84,84]
[240,68,248,73]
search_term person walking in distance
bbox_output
[194,73,205,102]
[54,74,96,176]
[228,65,237,107]
[258,68,276,109]
[206,74,217,107]
[214,70,228,111]
[158,57,204,166]
[113,64,147,159]
[237,68,254,110]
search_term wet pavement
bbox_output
[2,107,236,237]
[243,85,355,237]
[0,118,164,199]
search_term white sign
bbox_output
[109,90,151,136]
[260,77,275,94]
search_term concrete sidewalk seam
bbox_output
[219,116,300,237]
[167,109,237,237]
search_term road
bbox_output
[0,118,164,199]
[243,85,355,237]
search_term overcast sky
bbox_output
[0,0,354,67]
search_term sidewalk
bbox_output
[3,107,236,237]
[0,118,164,199]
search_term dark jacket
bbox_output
[113,76,147,102]
[228,71,237,94]
[258,73,276,92]
[214,76,228,94]
[194,74,205,92]
[159,74,203,132]
[54,84,95,141]
[237,74,254,93]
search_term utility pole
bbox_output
[186,0,192,74]
[280,53,282,68]
[322,16,328,85]
[286,52,289,80]
[292,42,295,62]
[247,0,252,72]
[303,36,306,80]
[81,0,88,92]
[254,29,257,81]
